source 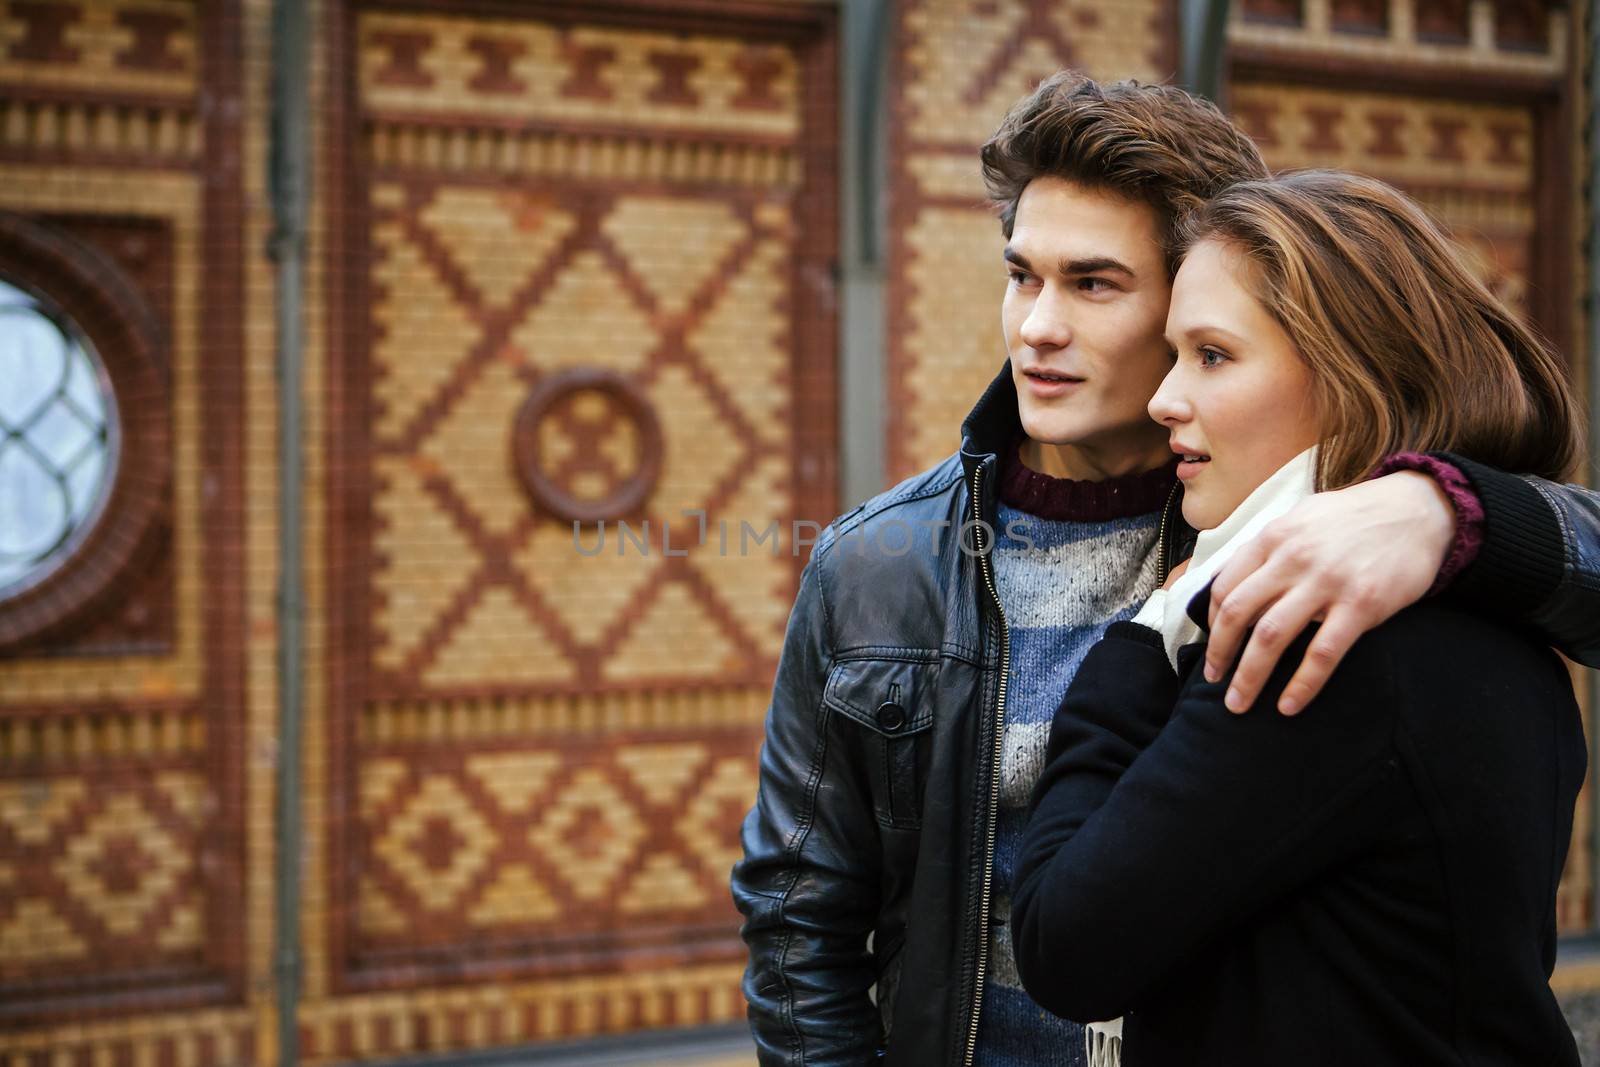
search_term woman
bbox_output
[1009,170,1587,1066]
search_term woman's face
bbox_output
[1150,239,1323,530]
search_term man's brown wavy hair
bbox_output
[980,72,1269,273]
[1176,169,1583,488]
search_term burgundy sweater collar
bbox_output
[998,435,1177,522]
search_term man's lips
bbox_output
[1022,368,1084,396]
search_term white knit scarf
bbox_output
[1130,447,1318,668]
[1084,447,1317,1064]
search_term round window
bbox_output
[0,210,168,652]
[0,278,120,596]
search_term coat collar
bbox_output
[958,360,1023,521]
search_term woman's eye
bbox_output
[1198,347,1229,368]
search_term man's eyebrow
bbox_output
[1060,256,1135,277]
[1003,248,1137,279]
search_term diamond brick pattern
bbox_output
[329,2,835,1016]
[901,0,1167,147]
[0,0,836,1056]
[368,179,796,696]
[353,736,756,953]
[0,770,209,984]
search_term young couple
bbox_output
[733,73,1600,1067]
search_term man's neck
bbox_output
[1019,434,1172,482]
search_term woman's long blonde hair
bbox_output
[1176,170,1583,489]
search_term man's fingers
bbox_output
[1275,607,1364,716]
[1203,561,1286,684]
[1207,533,1270,630]
[1222,586,1323,713]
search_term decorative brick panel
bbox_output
[320,3,839,1040]
[1230,83,1537,313]
[0,0,250,1037]
[0,0,198,98]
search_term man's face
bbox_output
[1002,178,1174,477]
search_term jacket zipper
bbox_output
[1156,481,1180,586]
[962,463,1010,1067]
[959,472,1179,1065]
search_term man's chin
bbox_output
[1016,408,1093,448]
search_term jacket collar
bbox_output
[955,359,1196,577]
[958,360,1023,521]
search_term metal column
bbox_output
[839,0,890,508]
[267,0,310,1063]
[1180,0,1231,102]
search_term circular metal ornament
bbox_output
[511,367,663,524]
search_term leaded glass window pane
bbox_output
[0,278,119,595]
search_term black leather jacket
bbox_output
[731,361,1600,1067]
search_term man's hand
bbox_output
[1206,471,1454,715]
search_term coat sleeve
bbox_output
[1010,623,1398,1024]
[731,555,883,1067]
[1014,622,1181,868]
[1437,453,1600,667]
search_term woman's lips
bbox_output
[1175,454,1210,480]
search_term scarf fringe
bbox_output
[1085,1019,1123,1067]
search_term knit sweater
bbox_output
[974,437,1174,1067]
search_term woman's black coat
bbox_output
[1011,596,1586,1067]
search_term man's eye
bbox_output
[1078,277,1115,293]
[1007,269,1034,285]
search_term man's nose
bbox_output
[1018,287,1071,350]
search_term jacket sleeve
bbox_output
[1437,453,1600,667]
[1010,623,1397,1024]
[731,555,883,1066]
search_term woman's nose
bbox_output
[1148,365,1189,425]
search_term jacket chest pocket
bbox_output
[823,654,940,831]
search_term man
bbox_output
[732,73,1600,1067]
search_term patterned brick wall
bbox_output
[0,0,837,1061]
[0,2,255,1060]
[307,1,838,1056]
